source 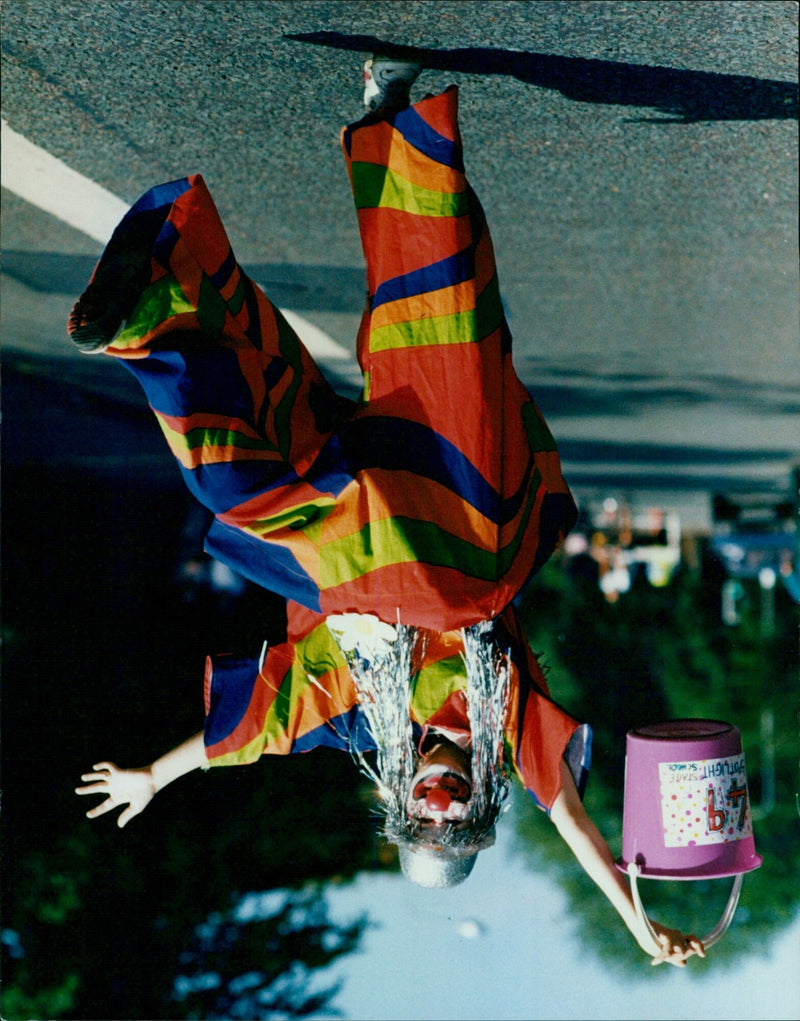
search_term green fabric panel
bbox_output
[300,499,339,543]
[320,516,495,587]
[224,273,247,317]
[351,161,468,217]
[320,469,543,590]
[369,309,477,352]
[522,402,558,453]
[295,622,348,679]
[409,655,466,721]
[474,272,503,341]
[367,276,500,352]
[207,731,272,767]
[248,499,336,537]
[226,273,244,316]
[116,276,195,346]
[260,625,348,748]
[261,657,310,745]
[196,272,228,340]
[180,426,278,454]
[214,629,345,765]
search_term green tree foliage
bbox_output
[171,887,365,1019]
[1,468,379,1019]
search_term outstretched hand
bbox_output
[75,762,156,828]
[648,922,706,968]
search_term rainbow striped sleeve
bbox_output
[203,615,374,766]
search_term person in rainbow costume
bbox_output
[73,58,703,967]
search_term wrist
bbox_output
[149,732,207,793]
[616,886,660,955]
[631,917,661,956]
[147,762,164,794]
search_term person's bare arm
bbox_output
[75,731,207,828]
[550,758,706,967]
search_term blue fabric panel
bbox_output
[126,177,193,218]
[290,705,378,754]
[372,247,474,309]
[311,417,502,522]
[205,654,261,747]
[204,518,322,610]
[153,218,181,266]
[391,104,464,171]
[209,247,238,291]
[177,460,299,515]
[120,347,257,421]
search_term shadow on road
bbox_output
[287,32,798,123]
[3,350,794,497]
[3,251,368,315]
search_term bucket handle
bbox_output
[626,861,743,952]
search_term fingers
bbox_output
[74,763,150,828]
[650,939,671,966]
[76,766,115,796]
[85,797,118,819]
[117,805,139,829]
[75,782,111,796]
[651,933,705,968]
[651,952,686,968]
[676,934,704,961]
[652,934,681,966]
[75,763,117,818]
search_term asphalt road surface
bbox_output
[3,0,798,529]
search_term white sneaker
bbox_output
[363,56,423,112]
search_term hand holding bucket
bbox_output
[617,720,762,950]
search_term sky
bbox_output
[312,799,800,1021]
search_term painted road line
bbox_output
[1,120,355,363]
[1,119,129,243]
[279,307,353,362]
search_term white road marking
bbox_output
[278,307,353,362]
[1,119,355,363]
[1,119,129,243]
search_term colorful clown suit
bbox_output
[77,87,587,800]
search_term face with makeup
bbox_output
[396,736,490,888]
[405,736,474,830]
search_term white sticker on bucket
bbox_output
[658,754,753,848]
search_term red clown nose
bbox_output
[425,788,452,812]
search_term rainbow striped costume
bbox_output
[204,600,590,814]
[97,87,577,631]
[85,88,588,799]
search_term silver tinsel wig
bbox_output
[328,617,512,854]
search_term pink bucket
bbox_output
[618,719,762,880]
